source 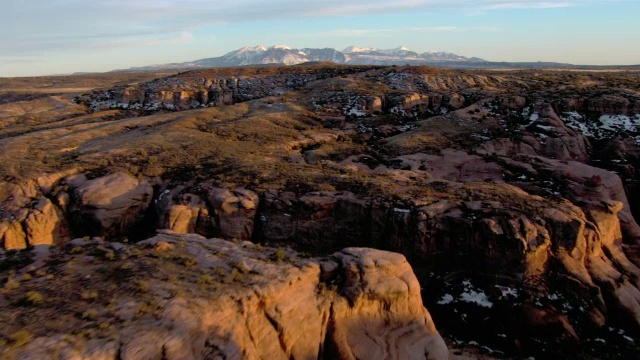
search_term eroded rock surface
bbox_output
[0,234,447,360]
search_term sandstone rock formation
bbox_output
[2,64,640,357]
[0,180,69,249]
[0,233,448,360]
[67,173,153,239]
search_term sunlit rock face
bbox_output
[0,234,448,360]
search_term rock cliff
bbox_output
[0,233,447,360]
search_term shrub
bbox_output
[81,291,99,300]
[197,274,214,285]
[10,329,32,347]
[273,248,286,263]
[135,281,150,292]
[24,291,43,305]
[4,276,20,290]
[183,257,198,267]
[82,308,98,320]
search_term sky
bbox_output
[1,0,639,77]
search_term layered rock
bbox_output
[0,233,448,360]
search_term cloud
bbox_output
[0,0,631,56]
[289,26,500,38]
[91,32,194,50]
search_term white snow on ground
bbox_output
[599,114,640,132]
[547,293,561,301]
[560,111,640,142]
[460,280,493,308]
[389,107,408,117]
[343,97,368,118]
[496,285,519,299]
[347,107,366,117]
[436,280,494,308]
[437,294,454,305]
[529,113,539,123]
[393,208,411,213]
[460,288,494,308]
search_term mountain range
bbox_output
[120,45,640,72]
[125,45,487,71]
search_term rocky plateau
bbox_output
[1,64,640,358]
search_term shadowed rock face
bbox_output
[67,173,154,239]
[0,234,448,360]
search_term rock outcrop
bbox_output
[0,233,448,360]
[67,173,153,239]
[0,180,70,249]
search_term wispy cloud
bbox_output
[1,0,636,75]
[0,0,625,57]
[289,26,500,38]
[91,32,194,50]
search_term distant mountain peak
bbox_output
[123,45,487,72]
[343,46,378,53]
[237,45,267,53]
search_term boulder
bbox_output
[448,93,465,109]
[24,197,69,246]
[158,188,212,235]
[68,173,153,239]
[208,187,259,240]
[0,180,70,249]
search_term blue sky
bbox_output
[1,0,639,77]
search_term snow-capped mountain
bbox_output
[123,45,487,71]
[342,46,481,63]
[342,46,378,53]
[420,50,485,62]
[300,48,350,63]
[193,45,308,67]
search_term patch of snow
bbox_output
[397,124,418,132]
[547,293,561,301]
[348,108,366,117]
[471,134,492,141]
[460,280,493,308]
[393,208,411,213]
[390,107,408,117]
[529,113,539,123]
[460,289,493,308]
[561,111,640,142]
[437,294,454,305]
[496,285,519,299]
